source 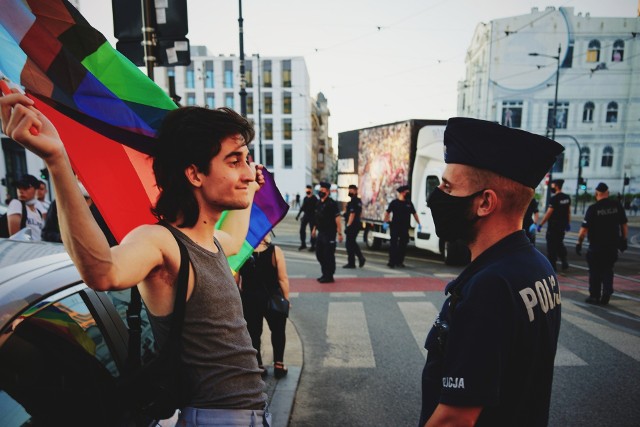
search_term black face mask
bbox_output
[427,187,485,243]
[319,191,327,198]
[550,187,557,194]
[349,192,356,199]
[306,191,312,195]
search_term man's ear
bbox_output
[184,164,203,187]
[476,189,498,218]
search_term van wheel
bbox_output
[364,228,382,250]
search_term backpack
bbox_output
[120,223,190,421]
[0,201,27,238]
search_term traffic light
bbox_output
[578,177,587,191]
[40,168,49,181]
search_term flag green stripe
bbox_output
[81,42,177,110]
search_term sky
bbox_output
[79,0,637,145]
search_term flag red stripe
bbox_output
[35,99,157,242]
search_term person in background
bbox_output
[538,179,571,271]
[420,117,562,427]
[384,185,420,268]
[312,181,342,283]
[7,174,45,240]
[36,179,50,211]
[523,197,539,244]
[576,182,628,305]
[343,184,366,269]
[238,236,290,378]
[1,90,271,426]
[296,184,318,251]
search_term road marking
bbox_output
[393,292,426,297]
[330,292,361,297]
[563,310,640,362]
[554,343,587,366]
[383,274,411,278]
[397,301,439,358]
[323,302,376,368]
[434,273,458,279]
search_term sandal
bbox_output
[274,361,288,379]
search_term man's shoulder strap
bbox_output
[126,222,190,371]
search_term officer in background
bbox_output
[538,179,571,271]
[576,182,628,305]
[311,182,343,283]
[523,197,539,243]
[383,185,420,268]
[420,117,563,427]
[295,184,318,251]
[343,184,366,269]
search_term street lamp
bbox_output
[253,53,263,165]
[238,0,247,117]
[530,44,561,206]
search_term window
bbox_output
[225,93,234,109]
[547,102,569,130]
[318,148,325,164]
[501,101,522,128]
[264,119,273,140]
[265,145,274,167]
[224,60,233,88]
[186,64,195,88]
[245,59,253,88]
[0,290,124,426]
[283,91,292,114]
[582,102,595,122]
[551,151,564,173]
[283,118,292,140]
[612,40,624,62]
[167,67,175,77]
[601,146,614,167]
[586,40,600,62]
[580,147,590,167]
[248,145,255,162]
[282,59,292,88]
[247,93,253,115]
[283,144,293,168]
[264,93,273,114]
[205,93,215,109]
[187,93,196,106]
[606,101,618,123]
[205,61,214,88]
[262,60,272,88]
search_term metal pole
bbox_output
[238,0,247,117]
[256,54,263,164]
[555,135,581,214]
[141,0,156,79]
[546,44,561,206]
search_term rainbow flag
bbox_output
[0,0,288,267]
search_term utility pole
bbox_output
[255,54,263,164]
[238,0,247,117]
[141,0,156,79]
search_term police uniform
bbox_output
[420,117,563,426]
[545,186,571,270]
[297,192,318,250]
[386,188,416,267]
[344,194,365,267]
[314,191,340,281]
[581,191,627,303]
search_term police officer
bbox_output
[420,117,563,427]
[538,179,571,271]
[311,182,342,283]
[343,184,366,269]
[523,197,539,243]
[576,182,628,305]
[295,184,318,251]
[384,185,420,268]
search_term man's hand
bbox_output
[528,223,537,234]
[254,163,265,189]
[619,237,628,253]
[537,224,543,232]
[575,242,582,256]
[0,92,63,161]
[382,222,389,232]
[338,232,343,243]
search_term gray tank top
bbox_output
[148,225,266,409]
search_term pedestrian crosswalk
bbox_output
[289,291,640,369]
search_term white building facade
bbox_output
[153,47,319,200]
[458,7,640,198]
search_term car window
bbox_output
[0,291,123,426]
[106,289,158,362]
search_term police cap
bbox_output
[595,182,608,192]
[444,117,564,189]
